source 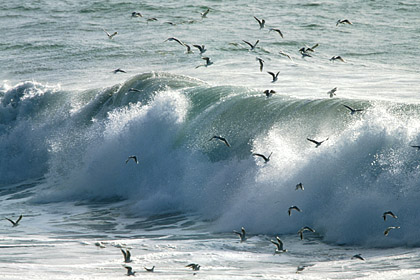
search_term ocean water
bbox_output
[1,0,420,279]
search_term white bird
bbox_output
[121,249,132,263]
[124,265,136,276]
[125,155,139,164]
[233,227,247,242]
[330,56,346,62]
[103,29,118,39]
[256,57,264,72]
[307,137,329,148]
[279,50,292,60]
[5,215,22,227]
[352,254,365,261]
[269,28,283,38]
[186,263,200,271]
[144,266,155,272]
[271,236,287,253]
[193,44,206,54]
[267,71,280,82]
[252,152,272,163]
[254,16,265,29]
[243,40,259,51]
[336,19,352,26]
[288,206,302,216]
[195,57,213,68]
[383,211,398,221]
[384,226,400,236]
[327,87,337,97]
[295,183,304,191]
[209,135,230,147]
[298,226,315,240]
[343,105,363,114]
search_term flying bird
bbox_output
[296,265,306,273]
[288,206,302,216]
[269,28,283,38]
[343,105,363,114]
[201,8,210,18]
[195,57,213,68]
[352,254,365,261]
[384,226,400,236]
[209,135,230,147]
[336,19,352,26]
[271,236,287,253]
[131,12,142,17]
[279,50,292,60]
[113,68,127,74]
[193,44,206,54]
[382,211,398,221]
[124,265,136,276]
[411,145,420,150]
[327,87,337,97]
[264,89,276,97]
[243,40,260,51]
[330,56,346,62]
[267,71,280,82]
[252,152,272,163]
[121,249,132,263]
[128,88,141,93]
[125,155,139,164]
[298,226,315,240]
[254,16,265,29]
[103,29,118,39]
[144,266,155,272]
[5,215,22,227]
[299,44,319,53]
[147,17,158,22]
[184,44,193,53]
[233,227,247,242]
[295,183,304,191]
[256,57,264,72]
[307,137,328,148]
[186,263,201,271]
[164,37,185,46]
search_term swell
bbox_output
[2,72,420,247]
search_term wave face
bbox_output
[2,72,420,247]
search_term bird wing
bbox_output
[242,40,253,49]
[121,249,127,260]
[267,71,276,79]
[5,218,15,225]
[193,45,203,51]
[307,138,320,145]
[276,237,283,250]
[252,153,268,161]
[127,250,131,260]
[103,29,110,36]
[311,43,319,50]
[16,215,23,224]
[270,240,281,250]
[253,40,260,48]
[343,105,354,112]
[254,16,262,26]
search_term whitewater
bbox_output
[1,0,420,279]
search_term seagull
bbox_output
[336,19,352,26]
[252,152,272,163]
[121,249,132,263]
[184,44,194,53]
[131,12,142,17]
[124,265,136,276]
[307,137,328,148]
[103,29,118,39]
[264,90,276,97]
[195,57,213,68]
[243,40,259,51]
[113,68,127,74]
[5,215,22,227]
[279,50,292,60]
[209,135,230,147]
[125,155,139,164]
[186,263,201,271]
[269,28,283,38]
[164,37,185,46]
[200,8,210,18]
[256,57,264,72]
[233,227,247,242]
[327,87,337,97]
[383,211,398,221]
[144,266,155,272]
[298,226,315,240]
[296,265,306,273]
[330,56,346,62]
[295,183,304,191]
[343,105,363,114]
[147,17,158,22]
[352,254,365,261]
[267,71,280,82]
[254,16,265,29]
[288,206,302,216]
[271,236,287,253]
[299,44,319,53]
[193,44,206,54]
[299,50,312,58]
[128,88,142,93]
[384,226,400,236]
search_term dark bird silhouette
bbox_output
[124,265,136,276]
[343,105,363,114]
[352,254,365,261]
[193,44,206,54]
[295,183,304,191]
[209,135,230,147]
[269,28,283,38]
[271,236,287,253]
[327,87,337,97]
[298,226,315,240]
[307,137,328,148]
[131,12,142,17]
[288,206,302,216]
[254,16,265,29]
[5,215,22,227]
[195,57,213,68]
[121,249,132,263]
[336,19,352,26]
[267,71,280,82]
[383,211,398,221]
[256,57,264,72]
[252,152,272,163]
[125,155,139,164]
[264,90,276,97]
[233,227,247,242]
[113,68,127,74]
[144,266,155,272]
[243,40,259,51]
[186,263,200,271]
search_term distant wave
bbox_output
[2,72,420,247]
